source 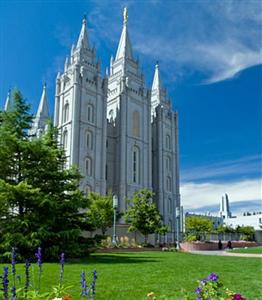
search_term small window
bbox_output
[166,176,171,191]
[87,104,94,123]
[63,103,69,123]
[166,134,171,150]
[133,146,140,183]
[86,158,92,176]
[86,131,93,150]
[166,156,171,171]
[63,130,68,149]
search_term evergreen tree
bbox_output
[124,189,167,244]
[0,90,89,260]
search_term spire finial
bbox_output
[83,14,87,25]
[123,7,128,25]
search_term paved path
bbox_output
[188,250,262,258]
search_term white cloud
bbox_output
[182,155,262,182]
[86,0,262,84]
[181,178,262,210]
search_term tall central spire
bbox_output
[115,7,133,60]
[76,15,89,50]
[152,63,162,91]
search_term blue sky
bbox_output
[0,0,261,214]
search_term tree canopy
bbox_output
[124,189,167,244]
[185,216,213,240]
[85,192,115,235]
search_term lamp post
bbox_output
[176,206,180,250]
[112,194,118,246]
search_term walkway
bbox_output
[188,250,262,258]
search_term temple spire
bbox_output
[76,15,89,50]
[152,63,162,91]
[115,7,133,60]
[4,89,11,111]
[36,83,49,120]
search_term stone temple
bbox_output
[8,8,181,236]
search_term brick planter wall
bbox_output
[180,241,258,251]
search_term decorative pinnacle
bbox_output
[82,14,87,25]
[123,7,128,25]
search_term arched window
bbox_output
[132,111,140,137]
[133,146,140,183]
[168,197,172,213]
[85,157,92,176]
[168,219,172,231]
[166,176,171,191]
[86,131,93,150]
[166,156,171,171]
[63,130,68,149]
[87,104,94,123]
[109,109,114,122]
[166,134,171,150]
[63,103,69,123]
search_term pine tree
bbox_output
[0,90,89,260]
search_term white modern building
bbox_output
[13,8,181,233]
[219,194,262,230]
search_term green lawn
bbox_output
[2,251,262,300]
[228,246,262,254]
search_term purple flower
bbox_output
[195,287,202,294]
[11,247,16,276]
[90,270,97,300]
[200,279,207,285]
[35,247,42,270]
[208,272,218,281]
[11,248,17,300]
[196,297,203,300]
[233,294,246,300]
[59,253,65,288]
[2,266,9,300]
[81,270,89,297]
[11,285,17,300]
[24,259,30,294]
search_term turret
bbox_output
[4,89,12,111]
[30,83,49,138]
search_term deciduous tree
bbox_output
[124,189,167,244]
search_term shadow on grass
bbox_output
[67,253,160,265]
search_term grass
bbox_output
[2,251,262,300]
[228,246,262,254]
